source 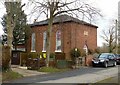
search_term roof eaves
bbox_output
[30,15,98,28]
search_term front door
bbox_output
[11,52,20,65]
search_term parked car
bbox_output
[115,54,120,64]
[92,53,117,68]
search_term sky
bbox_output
[0,0,119,46]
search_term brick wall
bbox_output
[27,22,97,60]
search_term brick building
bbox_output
[27,15,98,60]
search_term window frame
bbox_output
[55,30,62,52]
[31,33,36,52]
[42,31,47,52]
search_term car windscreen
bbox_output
[98,54,108,58]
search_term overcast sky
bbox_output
[0,0,119,46]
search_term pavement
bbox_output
[11,65,47,77]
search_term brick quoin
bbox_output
[27,15,98,60]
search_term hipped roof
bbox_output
[31,14,98,28]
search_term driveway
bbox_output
[7,65,119,84]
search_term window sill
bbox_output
[31,50,36,52]
[42,50,46,52]
[55,50,62,52]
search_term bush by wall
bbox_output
[80,49,86,57]
[70,48,81,58]
[88,49,94,55]
[28,52,38,58]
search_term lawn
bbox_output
[2,70,23,82]
[93,76,119,85]
[38,67,71,73]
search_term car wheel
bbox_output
[104,62,108,68]
[113,62,117,66]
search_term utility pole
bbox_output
[118,1,120,53]
[115,20,118,54]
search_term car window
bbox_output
[108,55,114,59]
[118,55,120,57]
[98,54,107,58]
[115,54,120,58]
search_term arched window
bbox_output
[56,30,61,52]
[31,33,36,52]
[43,31,47,52]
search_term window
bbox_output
[55,30,61,52]
[43,31,47,52]
[83,44,88,55]
[84,31,88,36]
[31,33,36,52]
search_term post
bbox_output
[115,20,118,54]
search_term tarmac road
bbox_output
[5,65,119,84]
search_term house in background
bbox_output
[27,14,98,60]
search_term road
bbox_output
[5,66,119,84]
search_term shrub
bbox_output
[70,48,81,65]
[28,52,38,58]
[70,48,81,58]
[88,49,94,55]
[50,53,55,59]
[80,49,86,57]
[94,48,101,54]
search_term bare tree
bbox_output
[101,25,116,53]
[28,0,101,67]
[3,1,25,70]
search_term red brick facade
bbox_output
[27,15,98,60]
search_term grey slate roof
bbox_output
[31,14,98,28]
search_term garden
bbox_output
[2,46,98,82]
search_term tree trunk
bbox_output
[46,11,54,67]
[5,2,14,70]
[14,42,17,51]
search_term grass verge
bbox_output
[38,67,70,73]
[92,76,119,85]
[2,70,23,82]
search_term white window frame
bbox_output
[42,31,47,52]
[31,33,36,52]
[55,30,62,52]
